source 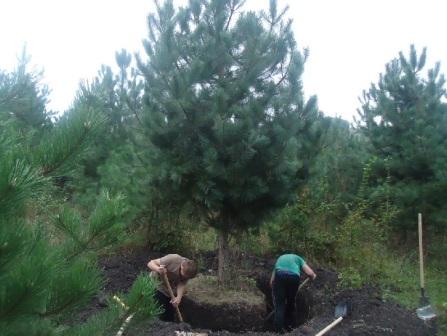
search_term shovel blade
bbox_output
[416,305,436,321]
[335,301,349,318]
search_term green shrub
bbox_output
[265,201,309,254]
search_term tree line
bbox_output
[1,0,446,334]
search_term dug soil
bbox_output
[81,248,436,336]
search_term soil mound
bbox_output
[182,275,266,331]
[296,285,435,336]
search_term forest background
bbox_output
[1,0,446,335]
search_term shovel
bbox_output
[161,272,184,322]
[315,301,349,336]
[416,213,436,321]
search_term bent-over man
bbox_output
[270,253,317,332]
[148,254,197,321]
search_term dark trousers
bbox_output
[155,290,175,321]
[272,272,300,331]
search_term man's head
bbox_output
[180,259,198,280]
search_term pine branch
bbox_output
[40,124,89,176]
[2,287,30,319]
[39,297,79,318]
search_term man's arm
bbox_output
[170,281,186,307]
[147,258,167,274]
[302,263,317,280]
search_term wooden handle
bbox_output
[418,213,425,289]
[161,272,184,322]
[315,316,343,336]
[112,295,135,336]
[298,277,310,291]
[113,295,130,310]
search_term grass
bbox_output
[379,256,447,336]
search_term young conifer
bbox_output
[358,45,447,232]
[0,62,158,335]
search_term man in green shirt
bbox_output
[270,253,317,332]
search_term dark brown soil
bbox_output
[182,295,266,332]
[81,248,436,336]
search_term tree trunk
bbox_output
[217,230,229,284]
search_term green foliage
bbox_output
[265,201,308,250]
[307,117,368,221]
[0,144,46,214]
[144,215,190,252]
[96,143,150,218]
[0,225,53,321]
[257,117,368,263]
[376,248,447,335]
[3,12,446,336]
[73,49,145,181]
[144,206,207,255]
[64,274,160,336]
[0,48,53,135]
[264,192,339,263]
[358,45,447,233]
[335,211,387,288]
[61,305,121,336]
[33,107,106,176]
[0,167,134,334]
[54,191,127,258]
[70,49,151,241]
[44,258,103,321]
[335,159,399,287]
[123,273,161,321]
[0,61,158,335]
[235,228,271,256]
[138,0,321,263]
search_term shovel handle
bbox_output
[161,272,184,322]
[418,213,425,289]
[298,277,310,291]
[315,316,343,336]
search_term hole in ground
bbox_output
[262,285,313,332]
[180,275,313,333]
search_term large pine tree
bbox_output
[137,0,320,280]
[358,45,447,233]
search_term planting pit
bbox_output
[76,248,436,336]
[179,274,314,332]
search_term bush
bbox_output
[263,191,338,263]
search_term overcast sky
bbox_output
[1,0,446,121]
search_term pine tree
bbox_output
[0,48,53,136]
[74,49,144,181]
[72,50,150,219]
[137,0,320,281]
[308,117,368,225]
[0,64,159,335]
[358,45,447,233]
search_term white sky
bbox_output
[1,0,446,121]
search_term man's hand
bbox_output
[170,296,181,307]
